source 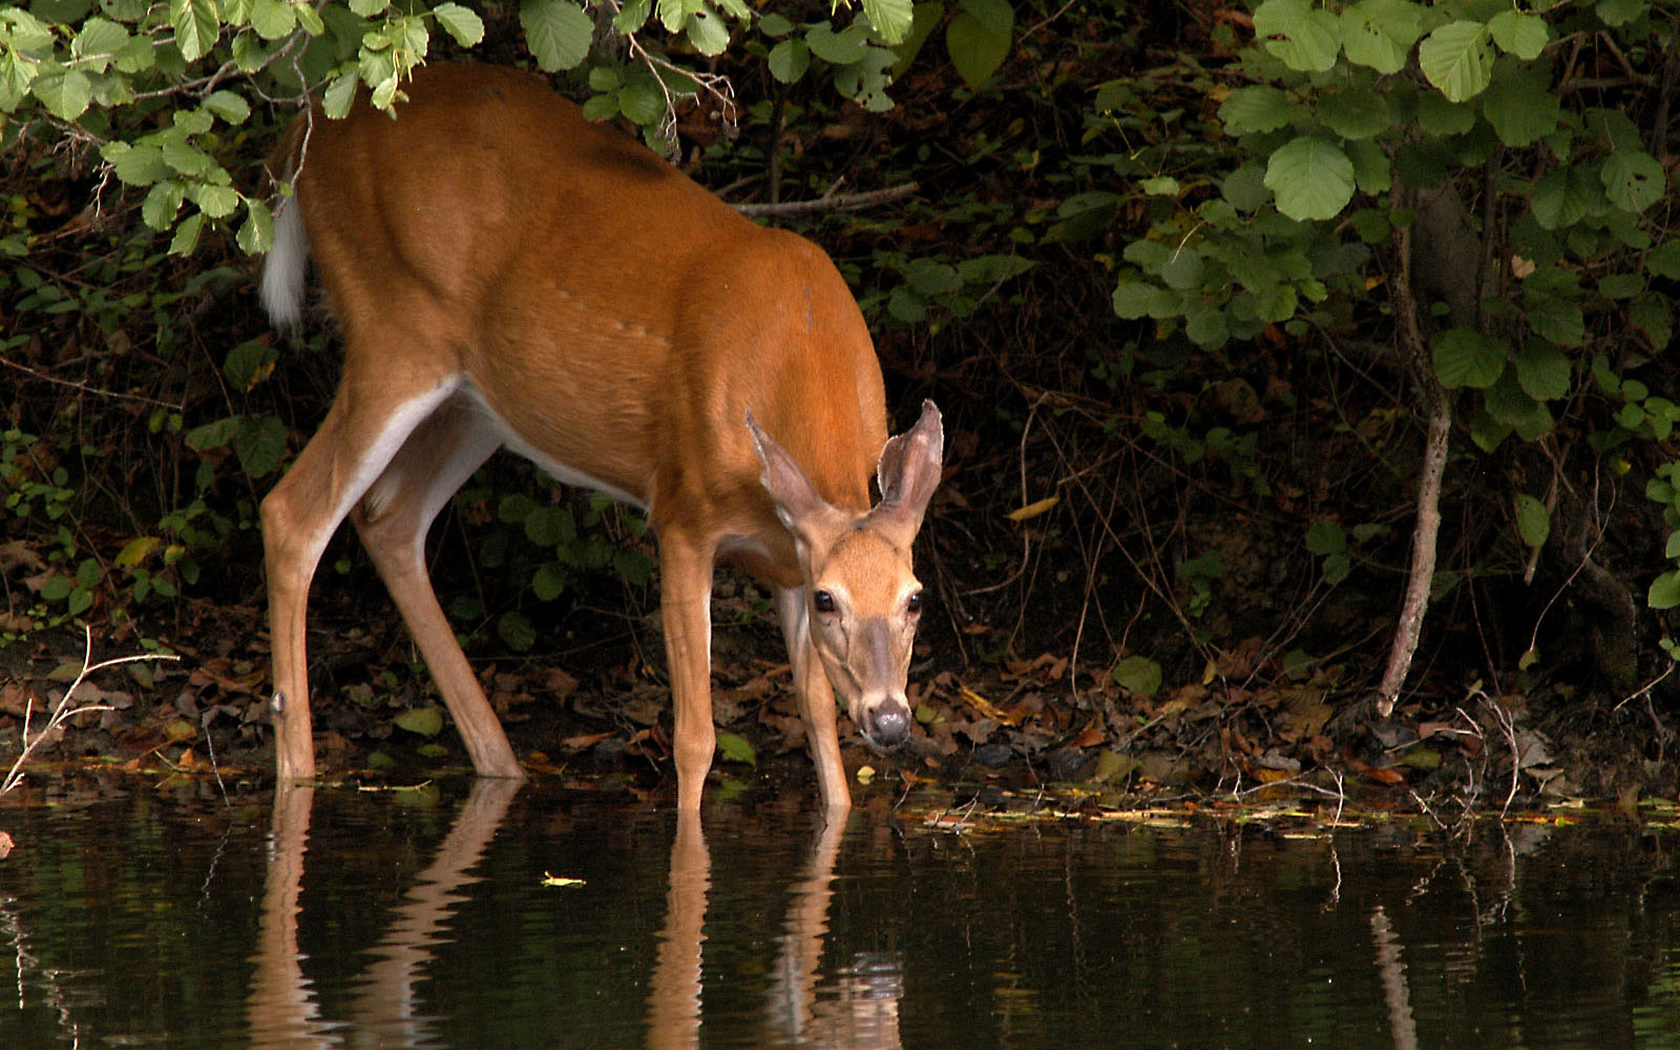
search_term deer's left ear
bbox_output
[870,400,943,545]
[747,410,849,549]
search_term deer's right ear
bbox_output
[746,411,847,548]
[870,400,944,544]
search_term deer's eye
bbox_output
[813,590,837,614]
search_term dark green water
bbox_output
[1,775,1678,1048]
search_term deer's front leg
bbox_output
[660,535,717,811]
[776,587,852,813]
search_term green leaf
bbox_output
[1468,407,1511,452]
[236,413,289,478]
[161,139,212,176]
[946,1,1011,89]
[75,558,103,591]
[768,38,810,83]
[1305,519,1347,556]
[1219,85,1292,135]
[614,0,651,33]
[1481,61,1558,147]
[1432,327,1506,389]
[1,8,54,54]
[861,0,913,45]
[808,21,871,63]
[1346,138,1391,194]
[1263,137,1355,221]
[1112,280,1163,319]
[395,706,446,737]
[617,79,664,125]
[1415,90,1476,136]
[1487,10,1548,60]
[224,340,277,391]
[521,0,593,72]
[716,731,757,767]
[1650,570,1680,611]
[170,0,221,63]
[1601,151,1665,214]
[1513,341,1571,401]
[1222,165,1270,212]
[169,212,205,255]
[350,0,389,14]
[1341,0,1420,75]
[185,416,239,451]
[1630,292,1672,351]
[103,141,169,186]
[0,52,36,112]
[1512,493,1545,554]
[238,197,275,255]
[294,3,325,35]
[889,0,943,73]
[1418,20,1494,102]
[1254,0,1341,73]
[1525,293,1584,347]
[249,0,296,40]
[1531,166,1592,230]
[193,182,240,219]
[142,181,185,230]
[497,611,536,651]
[322,71,359,118]
[1484,370,1554,440]
[203,90,252,124]
[1596,0,1647,29]
[958,0,1011,38]
[1317,86,1391,140]
[686,8,729,56]
[1600,273,1644,299]
[1110,656,1162,698]
[433,2,485,46]
[32,68,93,121]
[524,505,574,546]
[1646,241,1680,280]
[531,561,568,601]
[1184,302,1230,349]
[73,18,131,70]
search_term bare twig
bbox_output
[734,182,920,218]
[1,629,180,795]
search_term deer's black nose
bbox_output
[863,701,911,747]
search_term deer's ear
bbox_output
[870,400,944,545]
[746,410,848,549]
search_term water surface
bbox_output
[1,775,1678,1047]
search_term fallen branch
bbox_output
[1,628,180,796]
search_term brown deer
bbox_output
[258,63,943,811]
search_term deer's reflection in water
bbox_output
[649,809,905,1049]
[248,786,903,1048]
[248,779,518,1049]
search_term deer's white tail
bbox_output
[259,196,310,329]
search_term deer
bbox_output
[257,63,943,813]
